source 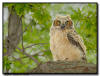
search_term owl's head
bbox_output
[53,15,73,30]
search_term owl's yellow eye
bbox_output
[54,20,61,26]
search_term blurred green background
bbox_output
[3,3,97,73]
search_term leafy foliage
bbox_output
[3,3,97,73]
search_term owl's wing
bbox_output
[67,30,86,60]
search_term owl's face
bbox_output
[53,15,73,30]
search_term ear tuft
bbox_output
[56,14,61,19]
[68,20,73,26]
[66,15,71,19]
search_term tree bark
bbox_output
[6,6,22,56]
[31,61,97,73]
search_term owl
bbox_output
[50,15,87,62]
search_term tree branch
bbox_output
[24,43,49,49]
[16,47,40,65]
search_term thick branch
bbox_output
[31,61,97,73]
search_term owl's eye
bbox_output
[66,20,73,26]
[56,20,61,25]
[54,20,61,26]
[65,20,69,24]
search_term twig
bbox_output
[19,20,41,65]
[16,47,39,64]
[12,55,24,64]
[23,52,39,64]
[23,24,30,33]
[24,43,49,49]
[75,21,79,27]
[21,22,24,52]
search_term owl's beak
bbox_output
[61,24,66,29]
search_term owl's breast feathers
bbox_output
[50,26,87,61]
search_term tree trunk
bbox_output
[6,6,22,56]
[31,61,97,73]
